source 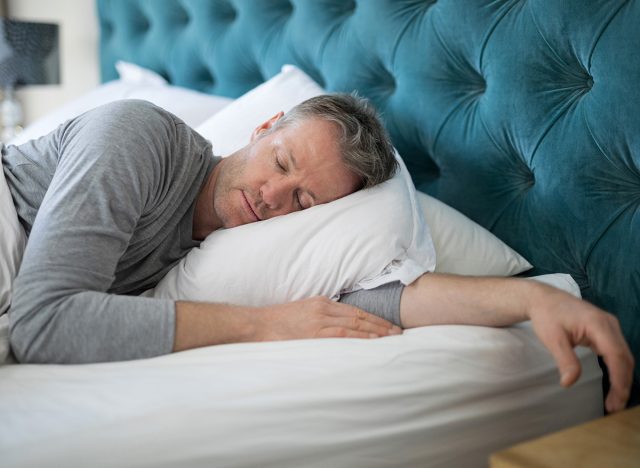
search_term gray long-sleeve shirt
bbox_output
[2,99,402,364]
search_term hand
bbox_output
[399,272,634,413]
[526,283,634,413]
[175,298,401,353]
[255,296,403,341]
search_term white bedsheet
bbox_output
[0,321,602,468]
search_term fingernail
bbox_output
[391,326,402,335]
[607,398,623,413]
[560,371,574,387]
[369,333,379,338]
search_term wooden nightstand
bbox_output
[490,405,640,468]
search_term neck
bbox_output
[192,161,224,240]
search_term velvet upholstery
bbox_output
[97,0,640,403]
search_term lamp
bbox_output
[0,19,59,142]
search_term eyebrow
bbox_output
[287,149,317,202]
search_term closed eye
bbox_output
[274,150,309,210]
[274,152,286,172]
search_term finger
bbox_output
[585,318,633,412]
[329,316,401,336]
[603,351,633,413]
[542,331,582,387]
[316,327,380,339]
[325,303,398,329]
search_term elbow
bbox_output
[9,301,64,364]
[10,311,44,364]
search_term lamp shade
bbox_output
[0,19,60,87]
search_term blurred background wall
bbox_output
[6,0,99,124]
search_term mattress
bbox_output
[0,320,602,468]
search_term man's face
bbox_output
[211,115,362,229]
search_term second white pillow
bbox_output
[417,192,532,276]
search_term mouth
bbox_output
[241,190,260,222]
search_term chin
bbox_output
[222,217,242,229]
[222,211,250,229]
[215,195,245,229]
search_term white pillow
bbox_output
[0,163,27,316]
[149,65,436,305]
[417,192,532,276]
[152,156,435,305]
[195,64,324,157]
[529,273,581,298]
[10,64,233,146]
[115,60,168,86]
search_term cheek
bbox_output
[245,148,275,185]
[221,154,251,188]
[214,190,243,229]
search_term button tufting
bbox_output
[101,20,113,36]
[136,15,151,32]
[524,169,535,188]
[341,0,356,15]
[365,64,397,101]
[473,73,486,94]
[171,2,191,26]
[586,76,594,89]
[174,5,190,25]
[510,163,535,192]
[279,0,294,16]
[217,0,237,22]
[381,67,397,91]
[200,67,216,87]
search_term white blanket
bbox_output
[0,320,602,468]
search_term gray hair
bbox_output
[269,93,398,189]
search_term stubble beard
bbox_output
[213,153,249,229]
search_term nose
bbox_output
[260,176,297,216]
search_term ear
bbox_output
[250,111,284,142]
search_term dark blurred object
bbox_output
[0,19,59,141]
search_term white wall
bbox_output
[9,0,100,124]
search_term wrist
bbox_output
[230,304,261,342]
[174,301,260,351]
[520,279,555,322]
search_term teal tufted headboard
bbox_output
[97,0,640,403]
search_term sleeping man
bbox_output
[2,95,633,413]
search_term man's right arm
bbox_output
[398,272,634,412]
[9,102,180,364]
[173,297,402,352]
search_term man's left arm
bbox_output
[399,272,634,413]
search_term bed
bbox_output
[1,0,638,466]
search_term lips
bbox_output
[241,191,260,222]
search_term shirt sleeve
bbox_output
[338,281,404,326]
[9,100,181,364]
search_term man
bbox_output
[2,95,633,413]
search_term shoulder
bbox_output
[58,100,193,162]
[69,99,179,134]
